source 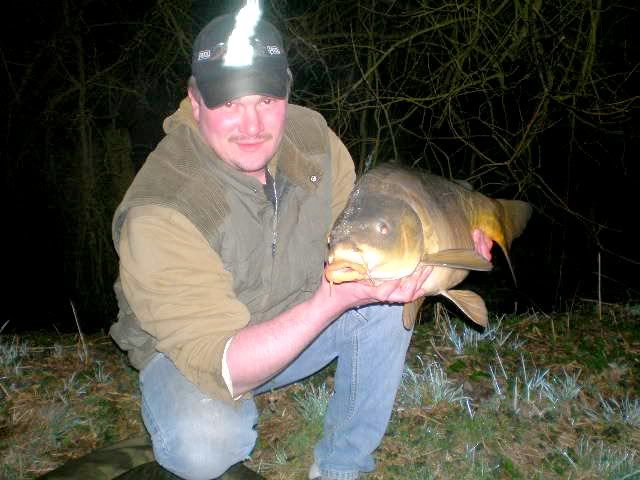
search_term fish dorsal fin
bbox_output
[422,249,493,271]
[441,289,488,327]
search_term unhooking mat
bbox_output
[37,435,265,479]
[37,436,163,479]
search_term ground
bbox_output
[1,301,639,479]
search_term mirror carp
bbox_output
[326,164,532,329]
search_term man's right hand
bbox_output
[318,263,433,312]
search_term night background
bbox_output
[1,1,640,478]
[3,0,638,334]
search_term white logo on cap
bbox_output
[224,0,261,67]
[198,50,211,61]
[265,45,281,55]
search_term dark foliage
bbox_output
[1,0,638,332]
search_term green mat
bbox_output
[39,436,156,479]
[38,435,265,479]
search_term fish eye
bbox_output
[376,221,390,235]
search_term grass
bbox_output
[0,333,143,479]
[1,301,639,479]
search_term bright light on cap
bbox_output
[224,0,262,67]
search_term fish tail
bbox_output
[495,199,532,284]
[497,199,532,247]
[472,198,532,285]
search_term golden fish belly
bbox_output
[420,266,469,296]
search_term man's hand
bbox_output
[321,264,433,311]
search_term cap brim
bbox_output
[197,63,288,109]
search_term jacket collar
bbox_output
[164,98,325,193]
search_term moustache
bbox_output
[229,134,273,143]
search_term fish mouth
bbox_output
[325,260,369,283]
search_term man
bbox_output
[110,9,492,480]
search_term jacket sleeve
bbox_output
[327,128,356,223]
[118,204,250,403]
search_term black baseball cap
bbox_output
[191,14,289,109]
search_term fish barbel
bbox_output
[325,164,532,329]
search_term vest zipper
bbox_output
[271,170,278,258]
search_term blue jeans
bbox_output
[140,304,412,480]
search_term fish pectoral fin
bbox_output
[441,289,488,327]
[422,249,493,271]
[402,297,426,330]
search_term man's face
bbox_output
[188,90,287,183]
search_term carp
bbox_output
[325,164,532,329]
